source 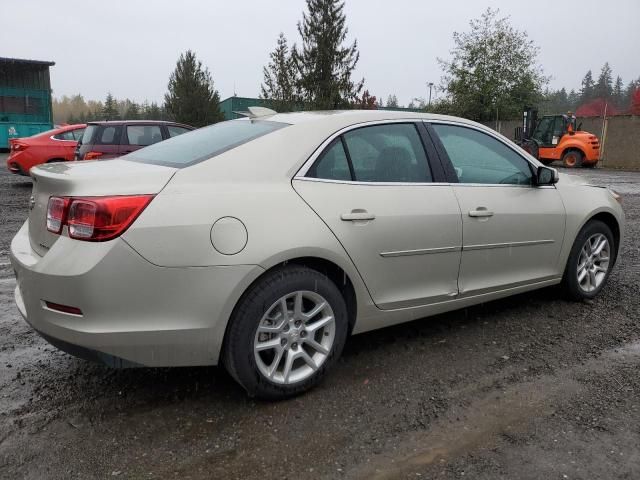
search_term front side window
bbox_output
[307,123,432,183]
[432,124,532,186]
[126,125,163,146]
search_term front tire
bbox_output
[562,149,583,168]
[223,265,348,400]
[562,220,615,301]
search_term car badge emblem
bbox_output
[29,195,36,211]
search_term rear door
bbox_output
[428,122,566,296]
[293,121,462,310]
[78,124,123,160]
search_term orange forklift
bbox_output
[516,107,600,168]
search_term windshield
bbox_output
[126,119,288,168]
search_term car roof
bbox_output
[86,120,193,128]
[265,109,483,130]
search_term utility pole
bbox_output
[427,82,434,107]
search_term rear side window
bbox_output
[126,125,163,146]
[127,119,287,168]
[308,123,432,183]
[307,140,351,181]
[344,124,431,183]
[53,131,75,140]
[91,126,122,145]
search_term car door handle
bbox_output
[341,210,376,222]
[469,208,494,218]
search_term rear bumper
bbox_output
[10,221,264,367]
[6,153,29,175]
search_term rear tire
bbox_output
[562,149,583,168]
[562,220,615,301]
[223,265,348,400]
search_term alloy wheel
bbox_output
[577,233,610,292]
[253,291,335,384]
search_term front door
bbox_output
[294,122,463,310]
[430,123,566,296]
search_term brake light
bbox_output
[11,143,27,151]
[46,195,154,241]
[84,151,103,160]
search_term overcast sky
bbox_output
[2,0,639,105]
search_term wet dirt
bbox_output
[0,158,639,479]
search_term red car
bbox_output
[6,123,86,176]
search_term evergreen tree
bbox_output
[164,50,223,127]
[102,93,120,120]
[386,94,399,108]
[595,62,613,99]
[438,8,547,121]
[624,78,639,110]
[261,33,299,112]
[146,102,163,120]
[124,101,140,120]
[293,0,364,109]
[580,70,595,102]
[612,75,624,108]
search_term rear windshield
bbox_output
[126,119,288,168]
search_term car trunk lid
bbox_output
[28,159,177,256]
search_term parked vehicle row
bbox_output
[10,109,624,399]
[6,120,193,176]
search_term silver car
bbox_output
[10,110,624,399]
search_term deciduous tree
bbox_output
[438,8,547,121]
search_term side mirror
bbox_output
[536,166,559,186]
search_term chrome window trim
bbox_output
[294,176,556,189]
[294,117,552,189]
[293,177,450,187]
[49,134,73,142]
[294,118,430,181]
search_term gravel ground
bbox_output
[1,156,639,479]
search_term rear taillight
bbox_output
[46,197,70,234]
[84,151,103,160]
[46,195,154,241]
[11,143,27,151]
